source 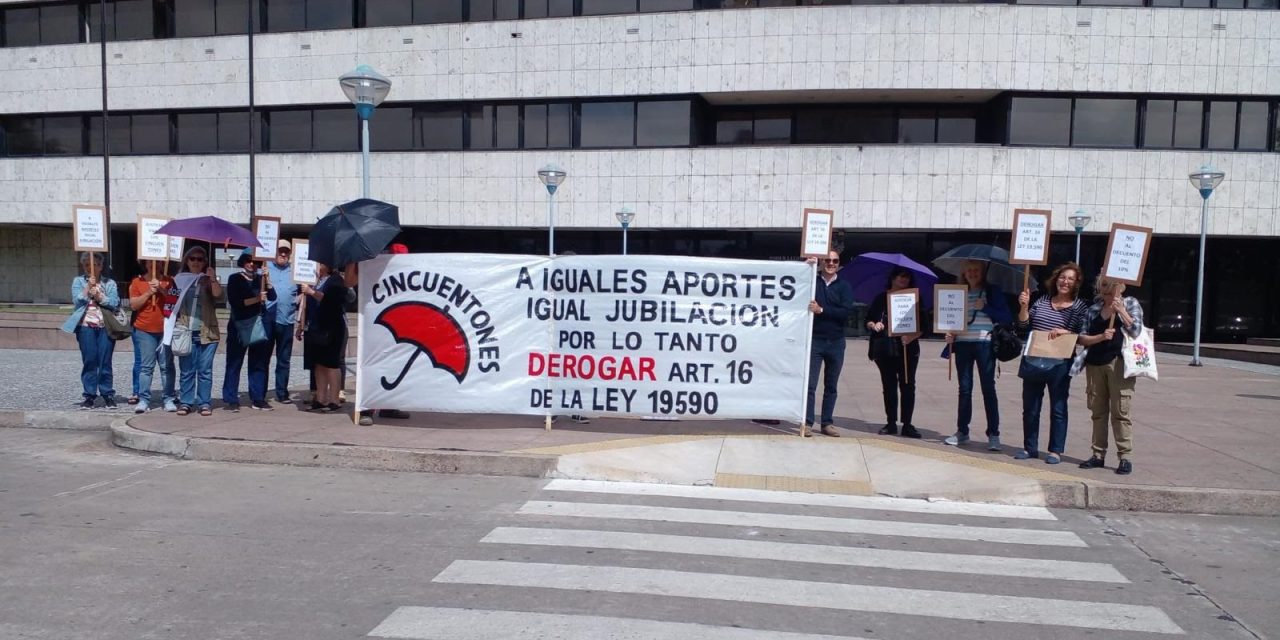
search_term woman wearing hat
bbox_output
[221,249,276,411]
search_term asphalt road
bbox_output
[1,427,1276,640]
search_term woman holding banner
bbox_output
[299,262,347,413]
[866,268,922,439]
[170,247,224,417]
[62,252,121,410]
[1014,262,1087,464]
[943,260,1012,450]
[1075,274,1144,475]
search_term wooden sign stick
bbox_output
[948,348,953,381]
[88,252,97,281]
[903,344,909,386]
[1023,265,1031,292]
[149,260,157,281]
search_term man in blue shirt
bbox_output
[806,249,855,437]
[265,240,297,404]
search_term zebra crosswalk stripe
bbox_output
[517,500,1087,547]
[433,560,1185,635]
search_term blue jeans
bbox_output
[179,338,218,408]
[270,321,294,401]
[76,325,115,400]
[1021,360,1072,455]
[132,328,175,405]
[806,336,846,426]
[954,340,999,437]
[222,319,272,405]
[131,334,141,396]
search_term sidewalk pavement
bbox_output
[62,339,1280,515]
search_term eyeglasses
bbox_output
[821,259,840,264]
[188,256,207,262]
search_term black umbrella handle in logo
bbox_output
[381,348,424,390]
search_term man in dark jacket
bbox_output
[806,249,855,436]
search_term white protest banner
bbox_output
[1009,209,1052,266]
[291,238,317,285]
[358,254,814,422]
[168,234,185,262]
[1102,223,1153,286]
[252,216,281,260]
[887,289,920,336]
[73,204,109,253]
[801,208,834,258]
[933,284,968,333]
[137,216,170,261]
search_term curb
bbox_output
[0,409,116,430]
[110,421,557,478]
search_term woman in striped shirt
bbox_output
[943,260,1013,450]
[1014,262,1088,464]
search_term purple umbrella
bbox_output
[839,252,940,309]
[155,216,261,249]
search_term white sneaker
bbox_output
[988,436,1002,451]
[134,401,149,414]
[164,399,178,413]
[944,433,970,446]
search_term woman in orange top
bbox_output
[128,264,179,413]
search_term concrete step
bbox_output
[1157,342,1280,367]
[1248,337,1280,348]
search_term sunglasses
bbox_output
[188,256,207,262]
[821,259,840,264]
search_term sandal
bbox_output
[199,406,213,417]
[176,405,191,416]
[127,395,140,405]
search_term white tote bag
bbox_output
[1122,328,1158,381]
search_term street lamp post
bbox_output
[338,65,392,199]
[1187,165,1225,367]
[538,164,567,256]
[1068,209,1091,266]
[615,206,635,255]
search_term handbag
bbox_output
[234,313,270,347]
[101,306,132,341]
[991,324,1024,362]
[171,324,193,356]
[1123,327,1159,381]
[1018,355,1063,383]
[868,334,898,361]
[304,326,334,349]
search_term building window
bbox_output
[417,106,463,150]
[87,115,132,155]
[130,114,171,154]
[112,0,159,41]
[937,108,977,143]
[1173,100,1203,149]
[897,108,935,144]
[1008,97,1070,146]
[1237,101,1269,151]
[176,112,219,153]
[43,115,83,155]
[2,117,43,156]
[1206,101,1238,150]
[268,110,312,151]
[3,6,41,48]
[522,0,574,17]
[795,107,893,144]
[365,0,412,26]
[1072,98,1136,148]
[580,101,635,148]
[40,2,82,45]
[266,0,306,31]
[312,107,358,151]
[715,111,753,145]
[581,0,637,15]
[218,111,255,152]
[370,106,414,151]
[307,0,353,29]
[174,0,217,36]
[1144,100,1175,148]
[640,0,696,11]
[753,109,791,144]
[414,0,463,23]
[637,100,691,147]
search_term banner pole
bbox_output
[354,264,363,426]
[798,261,816,437]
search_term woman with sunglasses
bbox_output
[171,247,224,416]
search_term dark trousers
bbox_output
[806,336,846,426]
[1021,360,1073,454]
[269,322,294,401]
[875,342,919,427]
[76,325,115,400]
[222,319,272,405]
[954,340,999,437]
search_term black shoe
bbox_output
[251,401,273,411]
[103,397,117,410]
[751,419,780,426]
[1116,459,1132,475]
[1079,456,1106,469]
[878,424,898,436]
[226,404,240,413]
[378,409,411,419]
[900,424,922,439]
[79,398,96,410]
[277,397,294,405]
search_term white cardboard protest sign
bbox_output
[357,254,814,422]
[252,216,281,261]
[1009,208,1052,266]
[137,216,170,261]
[73,204,109,253]
[1101,223,1153,286]
[168,234,185,262]
[933,284,969,333]
[291,238,317,285]
[800,208,834,258]
[887,288,920,336]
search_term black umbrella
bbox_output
[308,198,401,269]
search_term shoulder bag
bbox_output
[234,313,269,347]
[1122,327,1159,381]
[101,305,132,341]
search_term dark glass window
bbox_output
[43,115,82,155]
[898,108,935,144]
[177,113,219,153]
[216,0,250,34]
[3,117,43,156]
[1216,0,1245,7]
[370,107,414,150]
[1182,0,1211,7]
[582,0,637,15]
[4,7,40,47]
[640,0,696,11]
[175,0,217,36]
[414,0,463,23]
[308,0,353,28]
[1072,98,1136,147]
[1206,101,1237,150]
[417,106,463,150]
[218,111,253,152]
[1237,101,1268,151]
[312,108,357,151]
[547,102,571,148]
[266,0,305,31]
[580,101,634,148]
[88,115,132,155]
[366,0,412,26]
[523,0,573,17]
[637,100,690,147]
[753,109,790,144]
[524,104,547,148]
[496,0,520,19]
[468,105,494,149]
[795,107,893,144]
[1173,100,1203,149]
[268,110,312,151]
[1008,97,1070,146]
[937,108,977,143]
[40,3,83,45]
[715,111,753,145]
[1247,0,1277,8]
[467,0,491,19]
[113,0,157,41]
[131,114,171,154]
[494,104,519,149]
[1144,100,1174,148]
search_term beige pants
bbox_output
[1085,358,1137,460]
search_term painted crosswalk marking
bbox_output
[368,607,870,640]
[517,500,1087,547]
[480,526,1129,583]
[434,560,1184,634]
[543,479,1059,520]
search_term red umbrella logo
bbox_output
[375,301,470,389]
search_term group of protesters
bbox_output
[805,250,1145,475]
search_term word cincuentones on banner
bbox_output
[358,254,816,422]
